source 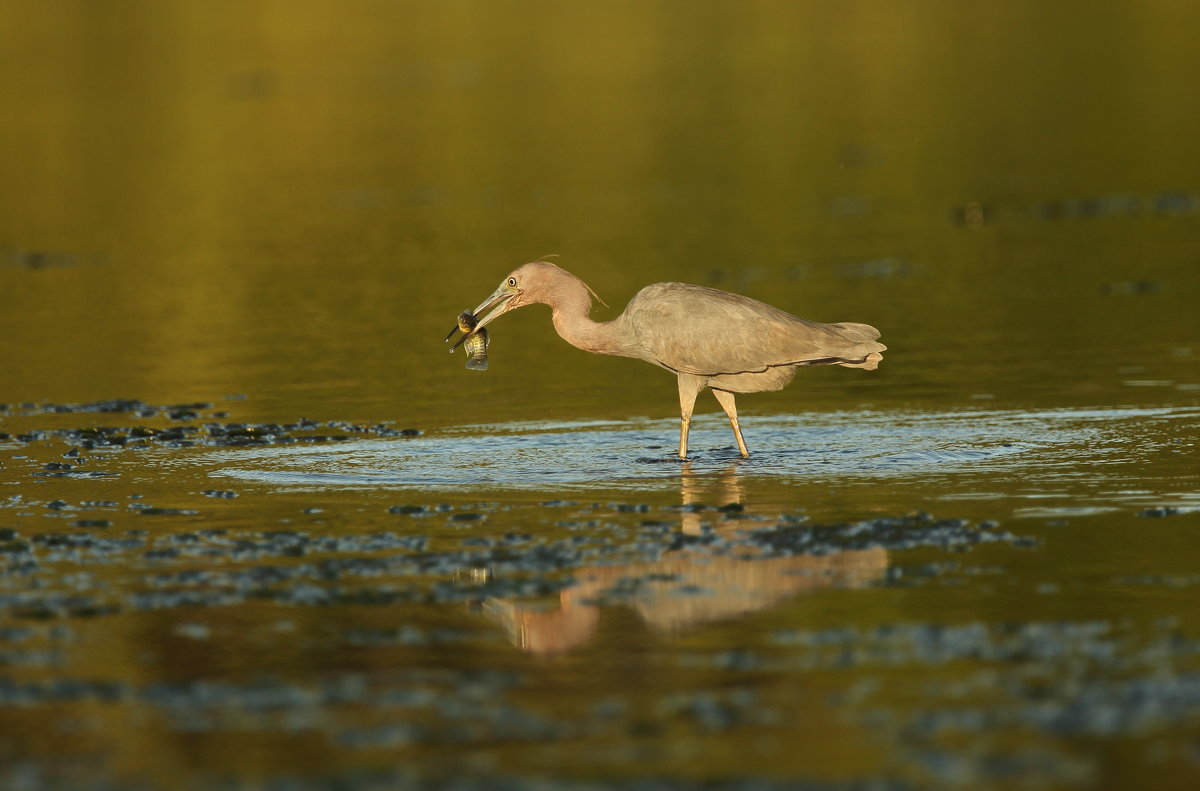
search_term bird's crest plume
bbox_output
[533,255,609,309]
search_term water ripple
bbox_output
[203,405,1199,497]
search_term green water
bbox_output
[1,2,1198,789]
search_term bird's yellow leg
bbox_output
[712,388,749,458]
[676,375,704,459]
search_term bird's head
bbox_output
[445,260,583,350]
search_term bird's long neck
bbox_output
[547,279,640,358]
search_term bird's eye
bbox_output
[507,277,518,287]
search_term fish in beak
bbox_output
[443,311,490,370]
[443,280,520,351]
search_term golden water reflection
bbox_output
[485,463,888,655]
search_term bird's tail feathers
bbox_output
[832,322,882,341]
[837,351,883,370]
[827,321,885,370]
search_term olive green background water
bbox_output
[1,2,1199,790]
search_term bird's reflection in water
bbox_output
[678,459,745,534]
[483,462,888,656]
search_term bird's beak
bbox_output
[444,284,519,350]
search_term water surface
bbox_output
[1,2,1199,790]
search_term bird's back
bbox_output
[622,282,884,392]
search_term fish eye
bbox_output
[507,277,518,287]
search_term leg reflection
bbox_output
[481,464,888,656]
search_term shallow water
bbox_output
[2,2,1200,790]
[205,406,1198,504]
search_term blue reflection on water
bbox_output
[204,406,1198,504]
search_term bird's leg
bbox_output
[676,374,704,459]
[712,388,749,458]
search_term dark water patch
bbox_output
[1,248,81,270]
[33,468,119,479]
[1025,190,1199,221]
[1114,574,1200,588]
[29,532,146,564]
[1138,506,1183,518]
[2,405,420,452]
[771,620,1123,665]
[945,189,1200,229]
[741,513,1033,557]
[1101,280,1164,296]
[0,677,127,704]
[897,672,1200,737]
[2,399,211,417]
[745,617,1200,757]
[0,508,1030,622]
[342,625,482,647]
[0,763,913,791]
[68,520,111,529]
[838,256,910,280]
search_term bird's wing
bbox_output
[626,283,881,376]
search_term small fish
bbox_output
[455,311,479,334]
[453,311,489,371]
[463,326,489,371]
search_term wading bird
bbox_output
[446,261,885,459]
